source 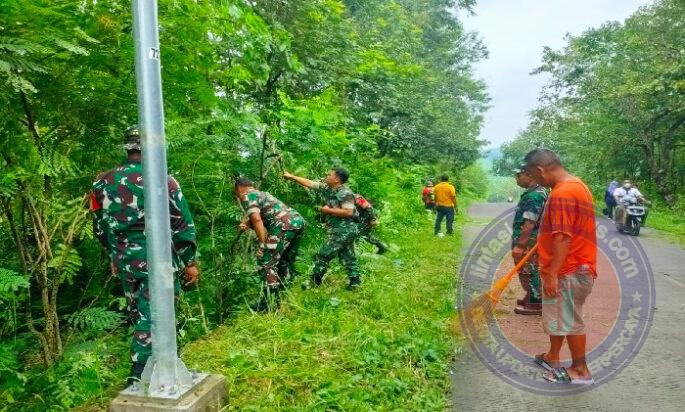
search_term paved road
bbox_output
[451,202,685,412]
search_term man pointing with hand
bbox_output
[283,167,362,290]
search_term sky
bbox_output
[461,0,654,149]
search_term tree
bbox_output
[498,0,685,204]
[0,0,488,388]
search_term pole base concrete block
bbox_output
[109,374,227,412]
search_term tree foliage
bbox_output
[0,0,487,408]
[495,0,685,205]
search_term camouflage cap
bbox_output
[124,125,141,151]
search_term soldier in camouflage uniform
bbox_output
[354,194,387,254]
[234,178,305,312]
[90,126,198,383]
[283,167,362,290]
[511,164,547,315]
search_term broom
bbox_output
[457,244,538,340]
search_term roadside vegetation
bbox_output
[180,206,466,411]
[0,1,487,409]
[493,0,685,238]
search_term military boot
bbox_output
[347,276,361,291]
[514,302,542,316]
[516,293,530,307]
[250,287,280,313]
[376,243,388,255]
[302,273,323,290]
[127,361,147,386]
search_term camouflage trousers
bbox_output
[516,249,541,303]
[312,226,360,279]
[357,224,386,250]
[118,263,181,364]
[258,225,305,289]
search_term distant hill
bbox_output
[483,147,502,162]
[481,147,502,172]
[480,146,521,202]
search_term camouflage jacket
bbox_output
[240,189,304,232]
[312,182,357,231]
[90,160,197,271]
[512,185,547,248]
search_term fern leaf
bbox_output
[0,36,52,55]
[0,268,30,295]
[74,27,100,44]
[6,72,38,94]
[48,244,82,284]
[38,149,78,178]
[66,307,123,333]
[53,38,89,56]
[0,171,20,197]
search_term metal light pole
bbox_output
[131,0,193,398]
[110,1,227,408]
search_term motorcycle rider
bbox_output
[604,180,619,219]
[613,180,646,225]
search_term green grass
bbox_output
[646,208,685,246]
[182,217,463,411]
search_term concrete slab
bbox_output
[109,374,227,412]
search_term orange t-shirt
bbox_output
[537,177,597,277]
[433,182,456,207]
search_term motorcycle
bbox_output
[614,196,647,236]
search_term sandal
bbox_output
[543,367,595,385]
[534,354,555,371]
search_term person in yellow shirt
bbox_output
[433,175,457,235]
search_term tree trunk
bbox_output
[654,116,685,206]
[640,132,675,206]
[41,277,63,363]
[22,195,64,366]
[258,127,269,187]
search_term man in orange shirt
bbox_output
[523,148,597,385]
[433,175,457,235]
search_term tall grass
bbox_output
[181,211,465,411]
